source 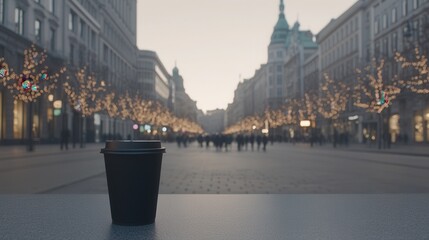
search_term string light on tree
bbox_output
[63,67,106,117]
[2,44,66,102]
[394,48,429,94]
[317,73,350,119]
[353,58,401,113]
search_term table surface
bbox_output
[1,194,429,240]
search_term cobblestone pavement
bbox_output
[1,142,429,194]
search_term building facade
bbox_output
[198,109,225,134]
[137,50,173,108]
[0,0,140,144]
[171,66,198,122]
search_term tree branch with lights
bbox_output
[63,67,106,117]
[317,73,350,120]
[353,58,401,113]
[395,48,429,94]
[2,44,66,102]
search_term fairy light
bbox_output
[317,73,350,119]
[2,44,66,102]
[394,48,429,94]
[353,58,401,113]
[63,67,106,117]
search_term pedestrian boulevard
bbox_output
[0,142,428,194]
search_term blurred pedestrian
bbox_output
[256,135,262,151]
[249,134,255,151]
[60,128,70,150]
[262,135,268,151]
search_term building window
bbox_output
[277,88,282,97]
[389,114,400,143]
[374,19,379,34]
[15,8,24,35]
[383,38,388,56]
[413,0,419,9]
[35,20,41,43]
[103,44,108,63]
[414,113,424,142]
[70,44,74,65]
[13,100,23,139]
[392,32,397,51]
[91,30,96,49]
[69,10,76,32]
[79,20,85,39]
[383,14,387,29]
[277,75,282,84]
[276,65,282,72]
[48,0,55,13]
[392,8,397,23]
[402,0,408,16]
[0,0,4,24]
[50,28,56,51]
[276,51,283,58]
[425,110,429,142]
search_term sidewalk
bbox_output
[0,143,104,160]
[308,142,429,157]
[0,141,427,159]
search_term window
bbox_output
[413,0,419,9]
[269,75,274,85]
[276,51,283,58]
[15,8,24,35]
[402,0,408,16]
[91,30,96,49]
[392,32,397,51]
[79,20,85,39]
[48,0,55,13]
[383,14,387,29]
[13,100,23,139]
[414,113,424,142]
[0,0,4,24]
[70,44,74,64]
[277,75,282,85]
[35,20,41,43]
[383,38,388,56]
[69,10,76,32]
[276,65,282,72]
[375,41,380,58]
[374,19,379,34]
[277,88,282,97]
[392,8,397,23]
[103,44,108,63]
[50,28,56,51]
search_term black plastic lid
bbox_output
[101,140,166,153]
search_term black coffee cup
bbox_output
[101,140,166,226]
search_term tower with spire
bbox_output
[266,0,318,108]
[268,0,290,63]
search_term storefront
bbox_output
[412,107,429,143]
[13,100,24,139]
[389,114,400,143]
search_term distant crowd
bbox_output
[176,134,270,152]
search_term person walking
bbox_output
[60,128,70,150]
[256,135,262,151]
[262,135,268,151]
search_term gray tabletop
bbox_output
[1,194,428,240]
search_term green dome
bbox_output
[270,0,289,45]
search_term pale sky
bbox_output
[137,0,356,112]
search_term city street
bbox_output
[0,142,428,194]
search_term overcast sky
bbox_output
[136,0,357,112]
